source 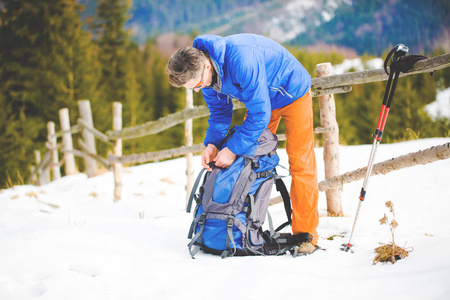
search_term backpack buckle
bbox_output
[199,213,206,226]
[194,194,202,205]
[256,171,271,179]
[226,216,234,228]
[251,159,259,169]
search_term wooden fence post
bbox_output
[59,108,78,175]
[113,102,123,202]
[185,88,194,206]
[47,121,61,181]
[78,100,98,177]
[316,63,342,216]
[34,150,50,185]
[30,166,37,185]
[32,151,40,185]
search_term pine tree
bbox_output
[122,41,144,154]
[0,0,98,186]
[91,0,152,158]
[140,39,158,121]
[141,39,187,150]
[92,0,131,118]
[383,73,437,142]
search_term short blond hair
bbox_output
[166,47,207,87]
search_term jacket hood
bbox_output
[193,35,225,78]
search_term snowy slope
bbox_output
[426,87,450,120]
[0,138,449,300]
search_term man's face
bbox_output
[184,61,212,92]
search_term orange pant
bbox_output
[268,91,319,245]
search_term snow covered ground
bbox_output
[1,138,449,300]
[426,87,450,120]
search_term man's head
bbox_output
[166,47,212,91]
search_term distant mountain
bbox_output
[77,0,449,55]
[287,0,450,55]
[124,0,351,44]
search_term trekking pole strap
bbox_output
[384,43,409,75]
[374,44,408,140]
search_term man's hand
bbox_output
[213,147,237,169]
[201,144,218,171]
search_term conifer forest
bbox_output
[0,0,449,188]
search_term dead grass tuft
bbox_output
[373,243,412,265]
[373,201,413,265]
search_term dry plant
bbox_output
[5,170,25,188]
[373,201,412,265]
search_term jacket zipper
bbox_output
[227,94,239,104]
[270,86,293,98]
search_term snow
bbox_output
[426,87,450,120]
[1,138,450,300]
[265,0,351,44]
[333,57,384,74]
[264,0,320,43]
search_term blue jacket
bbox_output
[193,34,311,156]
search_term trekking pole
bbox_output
[341,44,409,252]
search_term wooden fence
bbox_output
[30,53,450,215]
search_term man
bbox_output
[166,34,319,254]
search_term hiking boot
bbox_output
[292,242,319,257]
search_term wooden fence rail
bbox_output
[30,101,115,184]
[318,142,450,192]
[106,53,450,141]
[30,53,450,214]
[312,53,450,89]
[269,141,450,206]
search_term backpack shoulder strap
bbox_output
[274,177,292,232]
[186,167,208,213]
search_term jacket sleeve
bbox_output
[202,89,233,148]
[225,48,271,156]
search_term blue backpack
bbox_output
[186,126,312,258]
